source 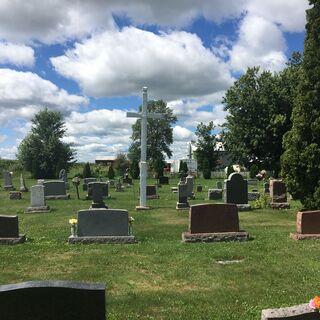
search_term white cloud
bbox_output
[0,42,35,67]
[0,146,17,160]
[228,14,287,72]
[51,27,234,100]
[0,134,8,143]
[0,68,88,125]
[246,0,310,33]
[173,126,195,141]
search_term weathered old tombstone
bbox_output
[208,189,223,200]
[19,174,28,192]
[224,173,250,210]
[43,181,70,200]
[186,173,195,199]
[290,210,320,240]
[25,185,51,213]
[37,179,44,185]
[261,303,320,320]
[270,179,290,208]
[0,215,25,244]
[248,191,260,201]
[196,185,203,192]
[0,280,106,320]
[68,208,136,244]
[58,168,69,189]
[159,176,169,185]
[182,203,249,242]
[82,177,97,191]
[2,171,14,191]
[9,191,21,200]
[176,180,189,210]
[88,182,108,209]
[87,182,108,200]
[146,185,159,199]
[216,181,223,189]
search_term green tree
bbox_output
[202,158,211,179]
[249,164,259,179]
[128,100,177,172]
[107,164,115,179]
[221,56,302,176]
[114,153,130,177]
[130,159,140,179]
[17,108,75,179]
[82,162,92,178]
[281,1,320,209]
[193,121,218,177]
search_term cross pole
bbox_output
[127,87,163,209]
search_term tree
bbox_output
[128,100,177,173]
[179,160,188,176]
[281,1,320,209]
[193,121,218,177]
[17,108,75,179]
[83,162,92,178]
[114,153,130,177]
[107,164,115,179]
[221,56,302,176]
[249,164,259,179]
[130,159,140,179]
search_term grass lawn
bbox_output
[0,175,318,319]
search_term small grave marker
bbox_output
[0,215,25,244]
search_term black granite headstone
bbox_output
[0,280,106,320]
[0,215,19,238]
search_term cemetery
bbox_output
[1,170,320,319]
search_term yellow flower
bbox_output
[69,218,77,225]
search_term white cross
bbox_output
[127,87,163,209]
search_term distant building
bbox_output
[95,156,116,165]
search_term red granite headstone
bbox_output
[296,210,320,234]
[189,203,240,234]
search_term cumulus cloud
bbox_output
[0,42,35,66]
[228,14,287,72]
[173,126,195,141]
[51,27,234,100]
[0,69,88,125]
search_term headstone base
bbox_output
[290,232,320,240]
[90,203,108,209]
[182,231,249,243]
[236,204,251,211]
[270,202,290,209]
[261,303,320,320]
[146,195,159,199]
[4,186,15,191]
[0,234,26,245]
[9,191,22,200]
[68,235,136,244]
[135,205,150,210]
[176,202,190,210]
[25,206,51,213]
[45,194,70,200]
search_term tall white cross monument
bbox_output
[127,87,163,210]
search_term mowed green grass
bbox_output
[0,175,319,319]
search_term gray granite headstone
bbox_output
[208,189,223,200]
[83,178,97,191]
[69,208,136,244]
[224,173,250,210]
[3,171,14,190]
[145,185,159,199]
[270,179,290,208]
[43,181,70,199]
[261,303,320,320]
[0,280,106,320]
[176,181,189,210]
[0,215,25,244]
[19,174,28,192]
[88,182,108,208]
[159,176,169,185]
[216,181,223,189]
[25,185,50,213]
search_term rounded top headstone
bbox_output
[228,172,244,181]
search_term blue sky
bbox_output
[0,0,309,162]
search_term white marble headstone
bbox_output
[30,185,46,207]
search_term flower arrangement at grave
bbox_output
[309,296,320,310]
[69,218,78,237]
[128,216,134,235]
